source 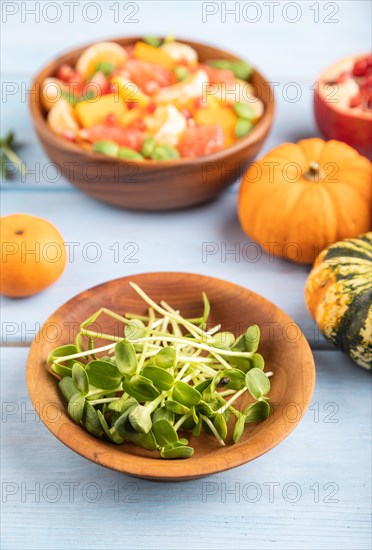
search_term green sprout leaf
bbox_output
[123,375,160,402]
[233,414,246,443]
[142,365,174,390]
[172,381,201,407]
[245,368,270,400]
[85,360,122,390]
[115,340,138,376]
[244,400,270,423]
[154,347,176,369]
[72,362,89,395]
[160,444,194,459]
[128,405,153,434]
[59,376,79,402]
[68,393,85,423]
[152,419,178,447]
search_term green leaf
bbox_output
[47,344,78,364]
[95,61,116,76]
[118,426,157,450]
[230,59,253,80]
[128,405,153,434]
[208,59,232,71]
[250,353,265,370]
[211,331,235,349]
[143,35,162,47]
[223,368,246,390]
[108,396,138,414]
[82,402,101,437]
[59,376,79,402]
[233,414,246,443]
[97,411,124,443]
[214,413,228,440]
[165,400,190,415]
[72,362,89,395]
[142,366,174,390]
[244,400,270,423]
[207,59,253,80]
[245,325,260,353]
[160,444,194,459]
[235,118,253,138]
[85,360,122,390]
[195,379,212,393]
[68,393,85,423]
[154,347,176,369]
[172,381,201,407]
[115,340,138,376]
[51,362,73,378]
[233,102,255,120]
[112,402,137,437]
[196,400,216,418]
[152,406,174,424]
[123,375,160,402]
[245,368,270,400]
[152,419,178,446]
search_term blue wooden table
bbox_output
[1,2,371,549]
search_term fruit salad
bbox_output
[41,37,264,160]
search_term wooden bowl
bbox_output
[29,37,275,210]
[26,273,315,481]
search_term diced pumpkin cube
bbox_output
[75,93,126,128]
[121,106,144,127]
[134,41,174,69]
[111,76,150,107]
[194,106,238,147]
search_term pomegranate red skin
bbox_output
[314,55,372,160]
[314,87,372,159]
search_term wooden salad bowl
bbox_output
[26,273,315,481]
[29,37,275,210]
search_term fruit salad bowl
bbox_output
[29,37,275,211]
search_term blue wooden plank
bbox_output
[1,190,329,348]
[1,347,371,550]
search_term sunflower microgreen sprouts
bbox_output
[48,283,272,459]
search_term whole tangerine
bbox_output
[0,213,66,298]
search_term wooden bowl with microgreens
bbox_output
[26,273,315,480]
[29,36,275,211]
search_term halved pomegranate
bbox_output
[314,54,372,159]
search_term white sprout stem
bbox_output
[89,397,120,405]
[266,371,274,377]
[218,389,237,397]
[174,412,191,431]
[53,342,116,364]
[160,300,208,340]
[130,283,209,341]
[218,387,248,415]
[202,416,225,447]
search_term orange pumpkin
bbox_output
[238,138,372,264]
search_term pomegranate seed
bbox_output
[353,57,370,77]
[350,92,363,108]
[194,97,204,109]
[126,102,137,110]
[57,64,75,82]
[129,118,147,131]
[146,101,157,113]
[105,113,118,126]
